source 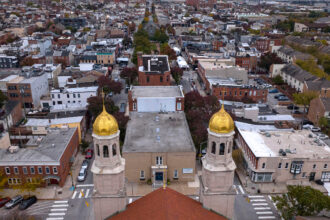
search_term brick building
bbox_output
[0,127,79,187]
[137,53,171,86]
[128,86,184,112]
[308,97,330,126]
[235,55,257,73]
[0,100,23,130]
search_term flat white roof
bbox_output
[25,116,83,127]
[0,75,19,82]
[258,115,295,121]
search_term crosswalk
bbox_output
[71,187,93,199]
[46,200,69,220]
[233,184,246,194]
[248,195,277,219]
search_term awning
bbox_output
[43,175,60,181]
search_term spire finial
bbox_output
[101,88,105,112]
[221,88,225,110]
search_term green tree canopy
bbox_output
[272,185,330,220]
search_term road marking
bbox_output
[46,218,64,220]
[256,211,273,215]
[52,204,69,208]
[252,203,269,206]
[233,185,239,194]
[249,195,264,198]
[54,200,68,204]
[251,199,267,202]
[76,184,94,187]
[238,185,245,194]
[50,209,68,212]
[79,189,84,198]
[129,198,133,204]
[85,189,90,198]
[49,213,66,216]
[72,190,78,199]
[258,216,276,219]
[254,207,271,210]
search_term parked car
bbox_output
[5,195,23,209]
[278,96,289,101]
[19,196,37,210]
[77,168,87,182]
[81,159,89,170]
[274,94,284,99]
[302,120,313,125]
[269,89,278,93]
[85,149,93,159]
[0,197,11,208]
[318,134,329,140]
[311,127,321,132]
[292,110,302,114]
[287,104,299,110]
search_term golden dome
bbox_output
[93,105,119,136]
[209,104,234,134]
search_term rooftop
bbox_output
[141,55,170,74]
[123,112,195,153]
[131,86,184,98]
[0,127,77,166]
[238,128,330,159]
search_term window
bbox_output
[17,178,21,184]
[239,91,242,96]
[51,94,54,98]
[133,102,137,111]
[57,101,62,104]
[58,94,60,98]
[103,145,109,158]
[23,167,27,174]
[251,172,272,182]
[96,144,100,156]
[14,167,19,174]
[278,163,282,169]
[177,102,181,111]
[167,76,169,82]
[8,178,12,185]
[160,76,163,82]
[219,143,225,155]
[78,94,80,98]
[53,167,58,174]
[5,167,10,175]
[140,170,145,180]
[45,167,50,174]
[67,94,69,98]
[73,94,76,98]
[290,161,303,174]
[211,142,216,154]
[313,164,316,169]
[156,156,163,165]
[112,144,117,156]
[174,169,178,179]
[27,178,32,183]
[30,167,35,174]
[324,164,328,169]
[147,76,150,83]
[38,167,42,174]
[285,163,289,169]
[262,163,266,169]
[302,172,306,177]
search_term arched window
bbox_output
[103,145,109,158]
[211,142,216,154]
[219,143,225,155]
[96,144,100,156]
[112,144,117,156]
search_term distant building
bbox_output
[308,97,330,126]
[0,55,18,68]
[137,53,171,86]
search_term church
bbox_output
[91,99,236,219]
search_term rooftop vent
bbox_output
[8,146,19,154]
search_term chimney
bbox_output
[137,52,143,67]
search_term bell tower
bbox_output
[200,104,236,218]
[91,95,126,220]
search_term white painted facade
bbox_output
[137,97,176,112]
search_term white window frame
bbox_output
[140,170,145,180]
[156,156,163,165]
[14,167,19,174]
[23,167,28,174]
[30,167,35,174]
[38,166,43,174]
[45,167,50,174]
[53,167,58,174]
[177,102,181,111]
[5,167,10,175]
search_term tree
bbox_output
[0,90,7,108]
[296,59,327,79]
[170,67,183,84]
[97,76,122,94]
[122,35,132,49]
[160,43,177,61]
[120,67,138,85]
[87,96,119,119]
[259,53,283,71]
[272,75,285,85]
[151,29,169,43]
[293,91,318,119]
[272,185,330,220]
[113,112,129,144]
[318,116,328,129]
[80,140,90,153]
[232,148,244,170]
